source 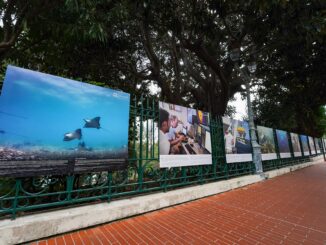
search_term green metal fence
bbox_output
[0,96,320,220]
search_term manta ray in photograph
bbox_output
[83,117,111,133]
[63,129,82,141]
[83,117,101,129]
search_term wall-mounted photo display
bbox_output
[222,117,252,163]
[275,130,291,158]
[300,135,310,156]
[290,133,302,157]
[257,126,277,161]
[0,66,130,170]
[308,136,316,155]
[314,138,321,154]
[159,101,212,168]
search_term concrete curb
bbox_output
[0,156,324,244]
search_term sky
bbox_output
[228,92,247,120]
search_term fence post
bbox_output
[138,95,144,191]
[151,98,156,159]
[198,166,203,184]
[273,129,281,168]
[288,132,294,159]
[145,97,149,159]
[209,116,219,179]
[107,172,112,202]
[11,179,21,220]
[182,167,187,183]
[307,136,312,156]
[66,175,74,203]
[218,116,229,179]
[163,168,168,192]
[299,135,304,159]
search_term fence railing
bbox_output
[0,96,322,220]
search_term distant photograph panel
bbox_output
[290,133,302,157]
[257,126,277,160]
[300,135,310,156]
[276,129,291,158]
[222,116,252,163]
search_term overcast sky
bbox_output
[228,92,247,120]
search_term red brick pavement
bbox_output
[33,162,326,244]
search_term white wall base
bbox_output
[0,156,323,245]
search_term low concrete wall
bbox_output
[0,156,323,245]
[264,157,322,179]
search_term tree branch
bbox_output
[182,39,229,97]
[180,47,207,87]
[0,1,29,52]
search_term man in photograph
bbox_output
[224,129,234,154]
[168,115,185,147]
[159,109,171,155]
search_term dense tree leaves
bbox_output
[251,1,326,137]
[0,0,324,135]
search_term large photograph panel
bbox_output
[290,133,302,157]
[257,126,277,161]
[0,66,130,163]
[276,130,291,158]
[222,117,252,163]
[159,102,212,168]
[300,135,309,156]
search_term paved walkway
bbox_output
[34,162,326,244]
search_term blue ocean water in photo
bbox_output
[276,130,290,153]
[300,135,309,151]
[0,66,130,159]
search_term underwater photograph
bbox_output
[300,135,309,156]
[257,126,276,154]
[0,66,130,161]
[275,130,290,153]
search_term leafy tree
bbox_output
[0,0,324,137]
[251,0,326,136]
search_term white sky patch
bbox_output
[148,81,160,95]
[228,92,247,120]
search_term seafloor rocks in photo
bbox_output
[0,147,36,161]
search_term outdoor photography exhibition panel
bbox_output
[159,102,212,168]
[308,136,316,155]
[257,126,277,161]
[275,129,291,158]
[0,66,130,166]
[222,117,252,163]
[290,133,302,157]
[314,138,321,154]
[300,135,310,156]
